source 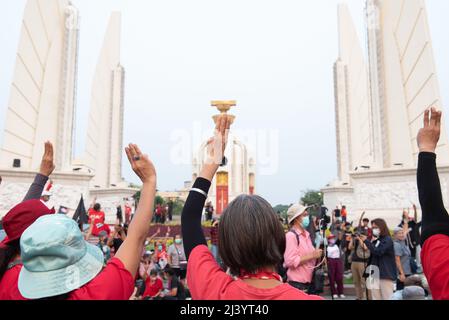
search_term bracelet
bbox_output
[190,188,208,198]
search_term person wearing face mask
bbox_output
[167,235,187,282]
[326,234,345,299]
[393,226,412,291]
[284,204,323,293]
[154,241,168,270]
[359,219,397,300]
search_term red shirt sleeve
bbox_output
[421,234,449,300]
[187,245,234,300]
[69,258,134,300]
[0,265,27,300]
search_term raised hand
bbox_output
[39,141,55,177]
[125,144,156,185]
[418,107,442,153]
[200,115,232,181]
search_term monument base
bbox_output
[0,169,93,218]
[89,187,139,224]
[322,166,449,226]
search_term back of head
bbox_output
[93,203,101,211]
[218,194,286,276]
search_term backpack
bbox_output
[278,230,301,282]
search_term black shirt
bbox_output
[169,276,186,300]
[112,238,124,253]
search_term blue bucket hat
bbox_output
[18,214,104,299]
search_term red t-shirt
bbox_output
[143,278,163,298]
[0,258,134,300]
[187,245,323,300]
[0,264,27,300]
[421,234,449,300]
[88,209,110,236]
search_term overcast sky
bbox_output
[1,0,448,206]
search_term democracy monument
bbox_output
[0,0,136,221]
[0,0,257,221]
[1,0,447,226]
[323,0,449,224]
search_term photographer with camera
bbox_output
[349,229,371,300]
[284,204,323,293]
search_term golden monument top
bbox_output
[211,100,236,113]
[211,100,236,124]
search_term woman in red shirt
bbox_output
[181,115,322,300]
[0,141,56,300]
[13,144,157,300]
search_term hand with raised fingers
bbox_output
[205,114,231,166]
[199,115,232,181]
[125,144,156,185]
[39,141,55,177]
[418,107,442,153]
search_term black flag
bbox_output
[73,195,88,229]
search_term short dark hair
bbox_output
[164,267,175,276]
[362,218,370,223]
[150,269,158,276]
[371,218,391,237]
[218,195,286,276]
[93,203,101,211]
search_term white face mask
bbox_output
[373,228,380,237]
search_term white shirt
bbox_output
[327,244,341,259]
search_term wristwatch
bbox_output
[220,156,228,167]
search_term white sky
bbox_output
[1,0,448,205]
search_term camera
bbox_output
[318,206,330,231]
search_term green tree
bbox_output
[171,199,185,216]
[300,190,323,207]
[300,190,323,217]
[155,195,165,206]
[273,204,291,223]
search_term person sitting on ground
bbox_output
[154,240,169,270]
[156,267,186,300]
[107,224,127,255]
[97,230,111,265]
[390,275,428,300]
[14,143,157,300]
[0,142,56,300]
[181,115,322,300]
[416,107,449,300]
[142,269,163,300]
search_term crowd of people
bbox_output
[0,109,448,300]
[153,203,173,224]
